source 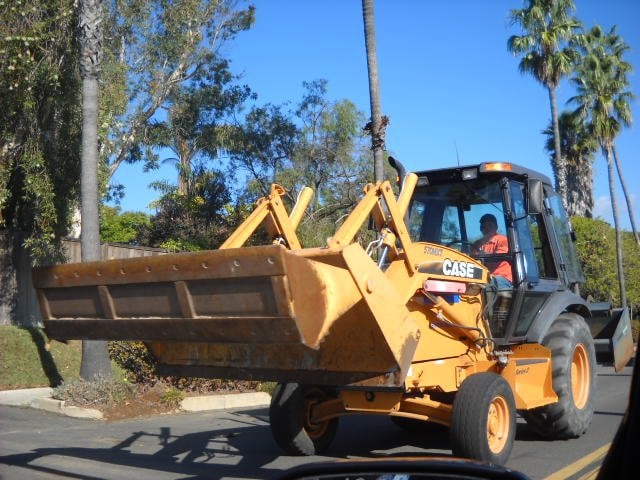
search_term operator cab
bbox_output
[408,162,584,344]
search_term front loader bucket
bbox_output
[34,243,419,387]
[587,302,634,372]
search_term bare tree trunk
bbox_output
[361,0,386,182]
[566,158,594,217]
[605,146,627,309]
[613,145,640,246]
[79,0,111,380]
[549,86,567,209]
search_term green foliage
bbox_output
[103,0,255,179]
[100,205,150,243]
[108,340,260,393]
[160,387,185,407]
[572,216,640,308]
[108,341,157,384]
[0,0,81,263]
[143,61,254,193]
[258,381,277,396]
[52,377,135,407]
[230,103,299,196]
[230,80,375,248]
[137,167,233,250]
[507,0,581,89]
[570,25,634,148]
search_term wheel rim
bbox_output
[303,388,329,440]
[487,396,510,454]
[571,343,590,409]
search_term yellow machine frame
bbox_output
[35,175,558,429]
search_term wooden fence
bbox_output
[0,233,167,328]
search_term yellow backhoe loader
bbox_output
[33,161,634,464]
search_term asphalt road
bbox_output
[0,363,632,480]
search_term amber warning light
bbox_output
[483,162,513,172]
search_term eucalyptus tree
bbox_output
[361,0,386,183]
[291,80,365,210]
[103,0,255,180]
[228,80,371,247]
[229,103,299,197]
[144,62,253,195]
[543,111,598,217]
[570,25,635,307]
[287,80,370,246]
[508,0,581,208]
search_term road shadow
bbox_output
[0,410,466,479]
[0,422,282,480]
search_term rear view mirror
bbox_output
[526,179,544,215]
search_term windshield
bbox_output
[407,178,507,251]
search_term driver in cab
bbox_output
[471,213,512,289]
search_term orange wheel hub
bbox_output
[487,395,510,454]
[571,343,590,409]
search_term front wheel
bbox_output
[269,383,339,455]
[450,372,516,465]
[521,313,596,438]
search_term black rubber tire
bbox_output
[451,372,516,465]
[269,383,339,455]
[521,313,596,439]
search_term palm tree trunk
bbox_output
[79,0,111,381]
[177,137,190,195]
[361,0,385,182]
[548,86,567,209]
[605,146,627,308]
[613,145,640,246]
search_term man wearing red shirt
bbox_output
[471,213,513,288]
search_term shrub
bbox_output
[108,341,157,384]
[572,216,640,308]
[108,340,261,393]
[160,387,185,407]
[52,377,135,407]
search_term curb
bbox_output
[31,397,104,419]
[181,391,271,412]
[0,387,271,419]
[0,387,52,406]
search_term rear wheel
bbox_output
[269,383,339,455]
[522,312,596,438]
[450,372,516,465]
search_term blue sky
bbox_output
[110,0,640,229]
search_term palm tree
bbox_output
[361,0,386,182]
[570,25,635,308]
[613,145,640,245]
[543,111,598,217]
[508,0,581,208]
[78,0,111,380]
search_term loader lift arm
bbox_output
[220,184,313,250]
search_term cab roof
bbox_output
[414,162,553,187]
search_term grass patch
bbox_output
[0,326,124,390]
[0,326,81,389]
